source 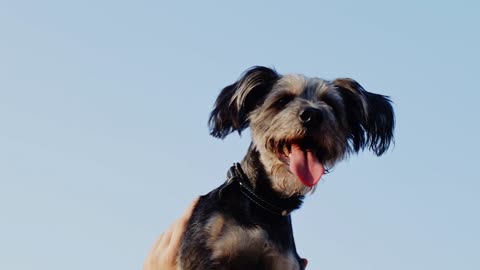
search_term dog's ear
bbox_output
[333,78,395,156]
[209,66,280,138]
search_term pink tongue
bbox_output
[289,144,325,187]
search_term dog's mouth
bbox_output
[272,139,325,187]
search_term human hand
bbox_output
[143,198,199,270]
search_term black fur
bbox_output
[333,78,395,155]
[209,66,280,138]
[179,147,305,270]
[178,67,395,270]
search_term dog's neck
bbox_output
[239,144,304,214]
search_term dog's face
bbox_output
[209,67,394,196]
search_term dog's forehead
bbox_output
[275,74,331,96]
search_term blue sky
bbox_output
[1,1,479,269]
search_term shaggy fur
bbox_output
[177,66,395,270]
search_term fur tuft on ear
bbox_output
[333,78,395,156]
[208,66,280,139]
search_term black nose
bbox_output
[299,108,321,125]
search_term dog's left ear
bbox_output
[333,78,395,156]
[209,66,280,139]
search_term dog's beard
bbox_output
[256,140,325,197]
[271,141,325,187]
[254,128,347,197]
[269,158,313,197]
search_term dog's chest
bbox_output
[206,214,301,270]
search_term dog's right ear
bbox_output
[209,66,280,139]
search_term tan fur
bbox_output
[248,75,319,196]
[205,214,300,269]
[207,214,267,260]
[275,74,308,95]
[246,75,349,196]
[180,66,394,269]
[206,214,226,244]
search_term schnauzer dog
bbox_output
[178,66,395,270]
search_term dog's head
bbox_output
[209,66,395,196]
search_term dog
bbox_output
[178,66,395,270]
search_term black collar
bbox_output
[221,163,292,217]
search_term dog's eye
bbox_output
[274,95,294,108]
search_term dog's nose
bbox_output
[299,108,320,125]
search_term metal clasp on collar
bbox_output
[218,169,237,199]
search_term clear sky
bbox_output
[1,1,479,269]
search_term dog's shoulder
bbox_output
[204,212,301,270]
[181,188,302,269]
[179,181,304,269]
